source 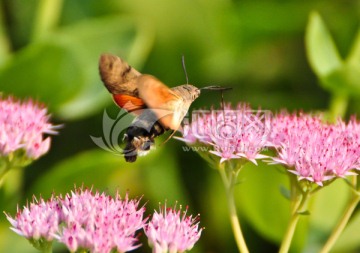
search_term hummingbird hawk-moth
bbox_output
[99,54,201,162]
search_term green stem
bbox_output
[0,157,13,188]
[319,176,360,253]
[32,0,64,41]
[0,172,8,187]
[218,163,249,253]
[42,242,52,253]
[279,176,310,253]
[279,214,299,253]
[29,238,52,253]
[0,153,27,194]
[328,93,349,122]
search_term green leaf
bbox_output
[28,147,189,205]
[307,179,349,244]
[51,16,154,119]
[236,162,289,242]
[305,12,360,98]
[28,149,137,197]
[203,172,235,250]
[305,11,342,78]
[337,28,360,97]
[236,162,307,251]
[0,7,11,66]
[0,16,154,120]
[0,41,84,111]
[280,185,291,200]
[347,29,360,67]
[297,210,310,216]
[320,64,360,96]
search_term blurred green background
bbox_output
[0,0,360,252]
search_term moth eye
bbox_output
[192,89,200,100]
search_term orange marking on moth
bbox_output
[112,94,146,112]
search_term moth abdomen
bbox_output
[123,120,165,162]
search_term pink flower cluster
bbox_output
[181,104,270,164]
[180,103,360,185]
[269,113,360,185]
[6,196,60,241]
[0,97,56,159]
[145,204,203,253]
[5,188,203,253]
[57,189,146,253]
[6,188,146,253]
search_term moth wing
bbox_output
[99,54,141,96]
[112,94,146,115]
[167,98,192,131]
[99,54,146,114]
[137,75,184,130]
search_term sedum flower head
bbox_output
[5,187,147,253]
[180,103,270,165]
[0,96,56,160]
[144,203,203,253]
[58,188,146,253]
[5,195,60,242]
[268,112,360,185]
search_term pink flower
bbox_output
[0,97,56,159]
[5,195,61,241]
[268,112,360,185]
[57,188,146,253]
[179,104,270,164]
[5,187,147,253]
[144,204,203,253]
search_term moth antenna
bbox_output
[200,85,231,112]
[182,55,189,84]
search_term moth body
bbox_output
[99,54,200,162]
[123,110,165,162]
